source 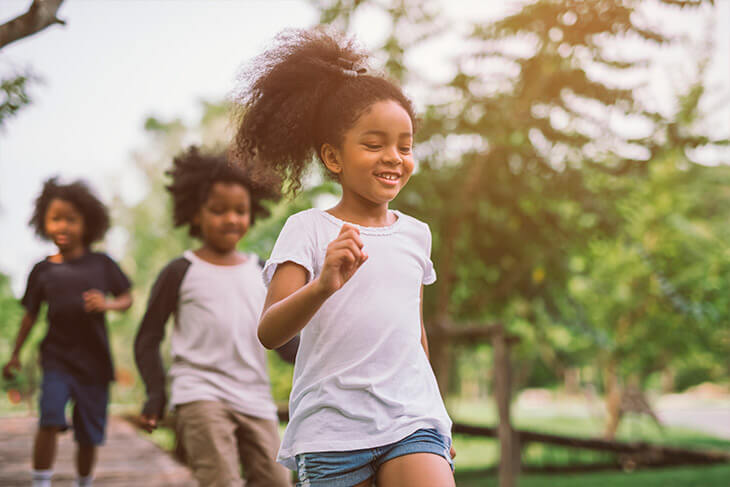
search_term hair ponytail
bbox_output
[230,27,416,195]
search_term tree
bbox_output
[312,0,722,400]
[109,100,340,405]
[0,0,66,128]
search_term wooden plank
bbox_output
[451,422,730,466]
[0,416,195,487]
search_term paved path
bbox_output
[0,416,195,487]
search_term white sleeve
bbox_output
[423,223,437,285]
[263,213,316,287]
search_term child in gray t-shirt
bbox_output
[134,147,296,487]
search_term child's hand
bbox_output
[2,355,20,380]
[83,289,107,312]
[450,445,456,459]
[317,224,368,295]
[139,413,158,433]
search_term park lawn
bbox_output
[447,399,730,471]
[454,464,730,487]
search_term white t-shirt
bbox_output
[263,208,452,469]
[168,250,278,420]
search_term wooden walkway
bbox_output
[0,416,195,486]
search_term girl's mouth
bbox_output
[374,172,400,186]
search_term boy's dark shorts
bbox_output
[39,369,109,446]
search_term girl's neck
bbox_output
[328,194,395,228]
[51,245,86,263]
[193,245,247,266]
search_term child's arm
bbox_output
[419,285,456,459]
[419,285,430,360]
[274,334,300,364]
[258,224,368,349]
[2,312,38,380]
[133,259,188,431]
[83,290,132,313]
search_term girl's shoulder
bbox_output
[87,251,118,264]
[279,208,328,237]
[393,210,428,229]
[392,210,432,238]
[286,207,322,225]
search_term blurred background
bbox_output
[1,1,729,486]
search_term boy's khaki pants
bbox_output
[176,400,292,487]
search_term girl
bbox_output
[134,147,296,487]
[2,178,133,487]
[231,28,455,487]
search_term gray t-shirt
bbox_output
[264,209,452,470]
[134,250,280,420]
[167,250,278,419]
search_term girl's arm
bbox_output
[258,263,331,349]
[258,224,368,349]
[2,312,38,379]
[420,285,456,459]
[274,334,300,364]
[419,285,430,360]
[83,290,133,312]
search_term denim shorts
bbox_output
[39,369,109,446]
[295,428,453,487]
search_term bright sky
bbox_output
[0,0,727,296]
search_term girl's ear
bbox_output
[192,209,202,227]
[321,144,342,175]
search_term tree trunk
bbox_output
[494,325,520,487]
[604,359,623,440]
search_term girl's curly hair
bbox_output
[29,177,110,246]
[166,146,279,238]
[230,27,417,194]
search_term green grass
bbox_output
[454,464,730,487]
[447,398,730,474]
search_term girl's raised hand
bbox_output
[83,289,107,312]
[317,224,368,295]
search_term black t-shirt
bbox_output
[22,252,131,384]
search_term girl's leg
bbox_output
[76,444,97,477]
[33,426,60,469]
[375,453,454,487]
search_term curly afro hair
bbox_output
[166,146,279,238]
[230,27,417,194]
[29,177,110,247]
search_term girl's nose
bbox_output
[382,146,402,165]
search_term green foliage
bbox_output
[313,0,726,396]
[108,100,340,408]
[0,73,38,129]
[0,273,45,412]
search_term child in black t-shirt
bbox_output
[2,178,132,487]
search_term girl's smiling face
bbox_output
[44,198,85,252]
[195,182,251,253]
[324,99,415,208]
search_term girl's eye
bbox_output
[400,147,412,154]
[364,144,381,150]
